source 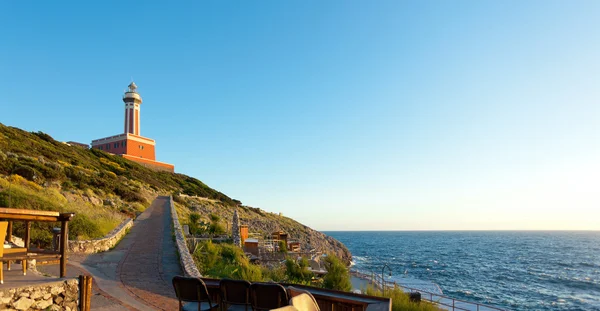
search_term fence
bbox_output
[368,273,507,311]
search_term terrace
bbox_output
[180,277,392,311]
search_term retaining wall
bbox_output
[0,278,79,311]
[169,196,202,278]
[68,219,133,254]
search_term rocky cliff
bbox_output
[175,195,352,264]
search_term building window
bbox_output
[106,144,110,150]
[121,141,125,147]
[114,143,118,148]
[99,146,103,150]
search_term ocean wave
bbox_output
[352,255,369,263]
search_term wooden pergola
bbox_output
[0,208,74,283]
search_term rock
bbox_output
[35,298,53,309]
[42,293,51,300]
[12,297,33,310]
[29,290,42,300]
[65,301,77,311]
[1,297,12,304]
[17,293,28,298]
[54,296,63,304]
[50,287,63,296]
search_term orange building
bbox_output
[91,82,174,172]
[240,225,249,243]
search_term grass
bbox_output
[0,174,125,245]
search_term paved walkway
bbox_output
[39,196,182,310]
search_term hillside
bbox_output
[0,123,351,262]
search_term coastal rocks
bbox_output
[68,218,133,253]
[0,278,79,310]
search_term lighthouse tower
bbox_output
[91,82,174,172]
[123,82,142,135]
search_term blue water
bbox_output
[324,231,600,311]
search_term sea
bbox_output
[324,231,600,311]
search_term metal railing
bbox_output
[368,273,508,311]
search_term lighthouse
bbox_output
[91,82,174,172]
[123,82,142,136]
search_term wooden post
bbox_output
[7,221,12,242]
[60,220,68,278]
[79,275,93,311]
[6,221,12,271]
[23,221,31,275]
[24,221,30,248]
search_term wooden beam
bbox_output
[0,208,60,217]
[0,213,59,222]
[60,220,68,277]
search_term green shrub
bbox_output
[114,185,146,203]
[61,180,74,190]
[322,253,352,291]
[284,257,313,284]
[194,240,220,271]
[14,165,43,184]
[262,265,286,282]
[236,263,263,282]
[193,241,263,281]
[209,222,226,235]
[279,240,288,253]
[69,214,103,240]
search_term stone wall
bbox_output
[68,218,133,254]
[169,196,202,278]
[0,278,79,311]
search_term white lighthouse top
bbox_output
[127,82,138,93]
[123,82,142,103]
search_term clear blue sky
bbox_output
[1,1,598,230]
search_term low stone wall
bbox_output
[169,196,202,278]
[68,218,133,254]
[0,278,79,311]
